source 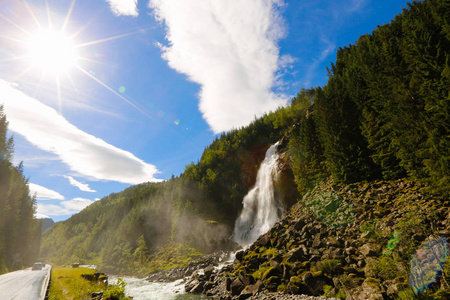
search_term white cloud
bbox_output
[64,175,96,192]
[0,80,161,184]
[37,197,94,217]
[29,183,65,200]
[149,0,289,133]
[105,0,138,16]
[35,213,50,219]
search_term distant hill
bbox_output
[40,218,54,233]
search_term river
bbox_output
[110,277,208,300]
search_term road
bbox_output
[0,264,51,300]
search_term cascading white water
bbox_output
[233,143,285,246]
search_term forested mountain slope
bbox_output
[41,0,449,283]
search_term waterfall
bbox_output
[233,143,285,246]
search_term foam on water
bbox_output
[110,277,205,300]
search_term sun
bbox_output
[27,29,78,75]
[0,0,147,115]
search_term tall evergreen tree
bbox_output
[0,105,40,273]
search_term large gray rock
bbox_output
[352,278,384,300]
[230,278,245,296]
[359,243,381,257]
[240,280,264,297]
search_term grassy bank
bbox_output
[48,266,130,300]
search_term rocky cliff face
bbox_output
[183,179,450,299]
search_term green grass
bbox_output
[316,259,341,274]
[49,266,131,300]
[146,242,203,273]
[48,266,106,300]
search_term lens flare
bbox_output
[409,237,449,294]
[118,86,126,93]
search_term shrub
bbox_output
[103,278,131,300]
[317,259,341,274]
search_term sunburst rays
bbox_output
[0,0,145,117]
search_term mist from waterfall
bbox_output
[233,143,285,246]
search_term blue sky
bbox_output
[0,0,409,221]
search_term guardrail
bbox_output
[39,265,51,300]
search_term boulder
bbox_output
[299,271,333,296]
[185,279,198,292]
[239,280,264,299]
[264,276,281,291]
[257,233,271,246]
[203,281,215,293]
[312,234,322,248]
[293,219,305,230]
[237,272,253,286]
[203,265,215,280]
[286,246,306,262]
[189,281,205,294]
[235,250,245,261]
[353,278,384,300]
[359,243,381,257]
[286,276,310,295]
[230,278,245,296]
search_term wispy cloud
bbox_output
[105,0,138,17]
[303,38,336,87]
[29,183,65,200]
[37,197,95,217]
[0,80,161,184]
[347,0,368,13]
[149,0,289,133]
[64,175,96,192]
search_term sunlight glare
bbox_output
[28,29,77,74]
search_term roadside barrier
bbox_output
[40,265,51,300]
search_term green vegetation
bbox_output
[316,259,341,275]
[49,266,104,299]
[145,242,203,273]
[103,278,130,300]
[0,105,41,274]
[39,178,230,275]
[252,262,271,280]
[49,266,130,300]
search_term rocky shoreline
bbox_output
[146,252,339,300]
[147,179,449,299]
[145,251,235,283]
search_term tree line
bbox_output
[292,0,449,196]
[0,106,41,274]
